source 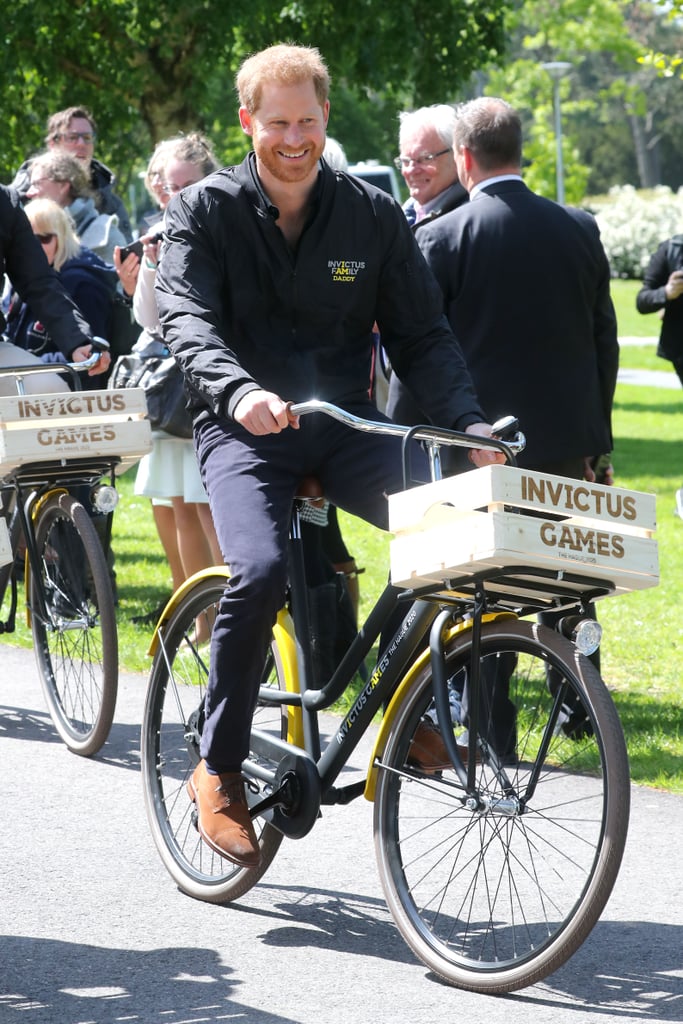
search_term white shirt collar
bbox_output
[470,173,523,199]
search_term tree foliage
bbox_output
[2,0,511,198]
[478,0,683,199]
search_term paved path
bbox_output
[0,646,681,1024]
[618,337,681,389]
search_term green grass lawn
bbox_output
[3,280,681,792]
[611,279,654,338]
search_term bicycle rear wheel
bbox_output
[141,574,286,904]
[374,619,630,993]
[29,492,117,757]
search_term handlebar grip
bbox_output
[491,415,520,441]
[90,336,110,354]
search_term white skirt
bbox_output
[134,432,208,503]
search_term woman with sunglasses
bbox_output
[3,198,113,383]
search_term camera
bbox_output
[119,239,144,262]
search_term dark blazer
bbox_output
[636,235,683,362]
[408,181,469,232]
[388,179,619,468]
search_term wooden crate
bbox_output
[0,388,152,477]
[389,464,659,597]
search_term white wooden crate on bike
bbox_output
[0,387,152,477]
[389,463,659,597]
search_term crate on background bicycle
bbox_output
[0,386,152,477]
[389,463,659,599]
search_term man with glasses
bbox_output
[395,104,467,227]
[10,106,133,242]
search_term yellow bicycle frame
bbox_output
[147,572,516,801]
[147,566,304,747]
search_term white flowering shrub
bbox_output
[587,185,683,279]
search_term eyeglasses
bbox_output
[393,148,451,171]
[56,132,96,144]
[162,180,199,195]
[34,232,56,244]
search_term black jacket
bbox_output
[6,247,116,360]
[636,235,683,362]
[155,153,485,431]
[0,185,92,351]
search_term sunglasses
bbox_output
[34,232,56,244]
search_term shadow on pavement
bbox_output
[0,936,297,1024]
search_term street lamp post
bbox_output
[541,61,572,205]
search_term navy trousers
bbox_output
[194,402,427,773]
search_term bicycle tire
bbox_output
[29,492,118,757]
[141,574,286,904]
[374,618,630,993]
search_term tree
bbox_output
[1,0,512,202]
[479,0,683,197]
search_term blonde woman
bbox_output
[124,135,222,617]
[3,198,112,379]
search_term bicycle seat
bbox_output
[295,476,325,506]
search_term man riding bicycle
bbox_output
[155,43,502,868]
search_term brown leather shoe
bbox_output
[187,761,261,868]
[408,719,470,773]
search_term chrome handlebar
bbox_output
[288,399,526,469]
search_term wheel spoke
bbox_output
[374,619,629,993]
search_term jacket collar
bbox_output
[471,175,526,200]
[237,151,328,223]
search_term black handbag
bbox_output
[109,349,193,439]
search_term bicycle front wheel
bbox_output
[141,574,286,904]
[374,619,630,993]
[29,492,117,757]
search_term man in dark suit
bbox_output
[396,104,468,228]
[388,97,619,754]
[389,96,618,477]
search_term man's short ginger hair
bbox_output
[236,44,330,114]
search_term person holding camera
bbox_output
[117,135,222,617]
[636,233,683,388]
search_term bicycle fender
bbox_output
[145,566,304,745]
[146,567,231,657]
[25,487,70,628]
[363,610,516,802]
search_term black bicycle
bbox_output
[142,402,631,993]
[0,351,150,755]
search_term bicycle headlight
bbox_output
[92,485,119,514]
[559,615,602,657]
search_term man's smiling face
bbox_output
[240,79,329,188]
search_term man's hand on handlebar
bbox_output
[234,390,300,435]
[70,340,111,376]
[465,422,508,467]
